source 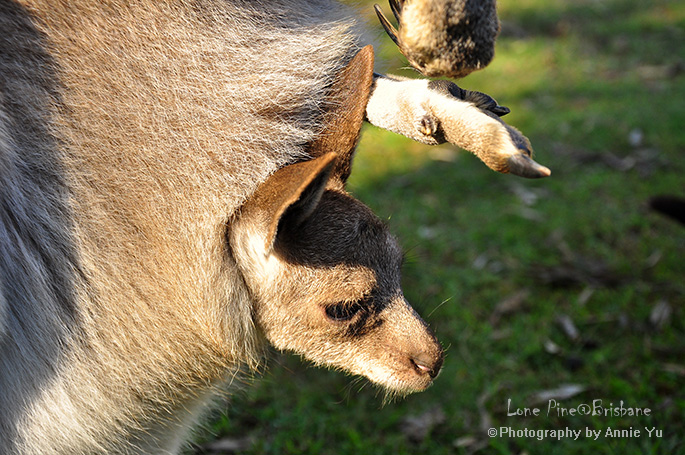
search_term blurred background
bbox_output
[198,0,684,453]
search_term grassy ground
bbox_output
[198,1,685,453]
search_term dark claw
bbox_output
[490,105,511,117]
[427,79,466,99]
[374,4,400,47]
[463,90,510,117]
[427,80,510,117]
[507,154,551,179]
[389,0,403,23]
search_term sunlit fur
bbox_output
[0,1,506,453]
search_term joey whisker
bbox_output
[426,296,452,319]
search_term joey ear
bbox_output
[307,45,375,183]
[243,153,337,252]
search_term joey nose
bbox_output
[411,351,443,379]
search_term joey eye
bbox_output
[325,301,363,321]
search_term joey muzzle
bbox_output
[406,314,444,382]
[376,297,444,392]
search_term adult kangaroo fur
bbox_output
[0,1,540,453]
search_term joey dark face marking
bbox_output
[324,291,387,338]
[274,188,404,332]
[275,190,402,272]
[325,299,364,322]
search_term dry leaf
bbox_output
[556,314,580,342]
[576,287,594,306]
[650,300,672,330]
[543,338,562,355]
[530,384,586,405]
[489,289,529,325]
[454,435,478,448]
[476,387,497,434]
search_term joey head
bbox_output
[230,153,444,393]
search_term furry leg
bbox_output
[365,74,550,178]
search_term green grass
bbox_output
[197,1,685,453]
